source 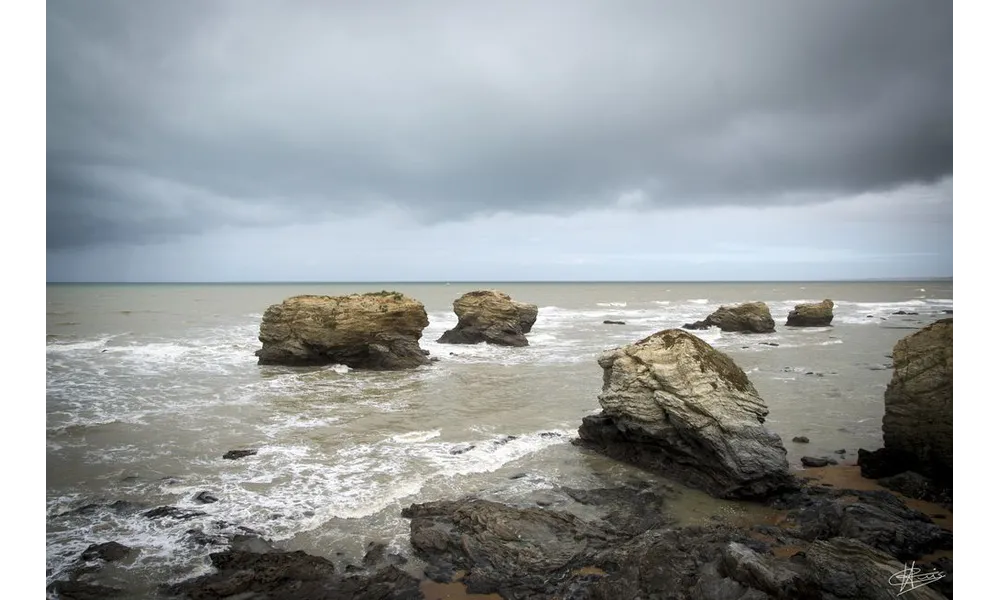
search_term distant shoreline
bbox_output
[46,277,954,285]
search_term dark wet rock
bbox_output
[801,456,836,467]
[877,471,936,501]
[80,541,131,563]
[759,341,780,346]
[803,537,947,600]
[603,320,626,325]
[64,500,145,518]
[47,580,125,599]
[508,472,528,480]
[361,541,407,569]
[167,544,422,600]
[775,487,951,560]
[492,435,516,446]
[866,314,875,318]
[222,449,257,460]
[539,431,561,437]
[786,299,835,327]
[682,301,777,333]
[577,329,792,499]
[449,444,475,455]
[893,310,919,315]
[193,491,219,504]
[403,497,625,598]
[835,449,847,455]
[792,436,810,444]
[142,506,207,520]
[403,483,672,598]
[255,293,432,369]
[562,483,674,535]
[438,290,538,346]
[942,309,953,314]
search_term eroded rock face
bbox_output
[576,329,792,499]
[437,290,538,346]
[255,293,431,369]
[786,299,835,327]
[860,319,953,486]
[683,301,776,333]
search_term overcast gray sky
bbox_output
[46,0,952,282]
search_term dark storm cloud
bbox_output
[47,0,952,249]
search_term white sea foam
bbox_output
[390,429,441,444]
[596,302,627,307]
[689,298,710,304]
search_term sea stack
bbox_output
[859,318,953,486]
[255,292,431,369]
[682,301,776,333]
[786,299,835,327]
[576,329,792,499]
[437,290,538,347]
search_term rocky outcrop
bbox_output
[859,319,952,486]
[437,290,538,346]
[576,329,792,499]
[683,301,776,333]
[786,299,835,327]
[157,475,952,600]
[404,482,951,600]
[167,535,423,600]
[255,292,431,369]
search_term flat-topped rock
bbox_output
[576,329,792,499]
[683,301,776,333]
[437,290,538,346]
[255,292,430,369]
[786,299,835,327]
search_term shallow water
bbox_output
[45,280,952,595]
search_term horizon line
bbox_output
[47,277,954,285]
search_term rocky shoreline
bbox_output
[48,294,953,599]
[50,465,952,599]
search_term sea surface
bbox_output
[45,280,953,596]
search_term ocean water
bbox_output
[45,281,953,595]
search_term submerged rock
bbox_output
[222,449,257,460]
[786,299,835,327]
[603,320,626,325]
[792,436,810,444]
[437,290,538,346]
[255,292,431,369]
[859,319,952,486]
[576,329,792,499]
[80,541,131,563]
[801,456,836,467]
[682,301,776,333]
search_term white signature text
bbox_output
[888,561,946,596]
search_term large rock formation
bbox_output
[860,319,953,486]
[437,290,538,346]
[255,292,431,369]
[576,329,792,499]
[786,299,835,327]
[683,301,776,333]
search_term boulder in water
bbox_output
[437,290,538,346]
[255,292,431,369]
[576,329,792,499]
[785,299,835,327]
[682,302,776,333]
